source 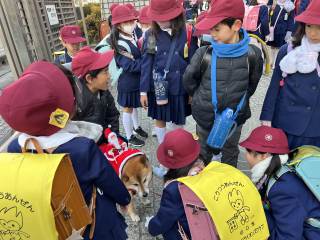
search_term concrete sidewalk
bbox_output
[0,67,271,240]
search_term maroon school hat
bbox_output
[60,25,86,44]
[0,61,74,136]
[239,126,290,154]
[148,0,184,22]
[157,129,200,169]
[195,0,245,31]
[112,5,138,25]
[72,46,114,78]
[139,6,152,24]
[126,3,139,18]
[110,3,119,13]
[295,0,320,25]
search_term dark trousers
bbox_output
[197,124,243,167]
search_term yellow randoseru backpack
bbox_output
[0,138,93,240]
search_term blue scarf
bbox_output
[210,29,250,110]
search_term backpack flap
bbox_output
[178,183,219,240]
[290,146,320,202]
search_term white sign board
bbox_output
[45,5,59,26]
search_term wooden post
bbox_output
[79,0,90,45]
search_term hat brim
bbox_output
[147,5,183,22]
[295,14,320,25]
[157,142,201,169]
[195,16,226,31]
[63,36,87,44]
[91,50,114,71]
[239,140,290,154]
[112,15,138,25]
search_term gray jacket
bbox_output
[183,45,263,131]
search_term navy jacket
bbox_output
[298,0,310,14]
[8,137,131,240]
[115,37,142,93]
[140,27,198,96]
[268,4,295,47]
[260,44,320,137]
[148,181,191,240]
[250,5,270,41]
[54,48,72,64]
[265,172,320,240]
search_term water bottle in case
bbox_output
[153,69,169,105]
[207,108,237,149]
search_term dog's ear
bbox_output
[139,155,148,167]
[122,174,129,182]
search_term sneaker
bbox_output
[151,127,157,137]
[128,135,145,147]
[133,126,148,138]
[152,166,167,178]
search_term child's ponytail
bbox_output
[110,25,121,53]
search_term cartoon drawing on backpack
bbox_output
[0,206,30,240]
[227,188,250,230]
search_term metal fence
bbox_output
[100,0,149,19]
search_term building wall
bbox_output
[100,0,149,20]
[36,0,78,52]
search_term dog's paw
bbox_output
[130,214,140,222]
[142,199,151,206]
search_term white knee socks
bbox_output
[123,112,133,139]
[131,108,139,130]
[155,127,166,144]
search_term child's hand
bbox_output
[261,121,271,127]
[140,95,148,109]
[120,204,129,213]
[145,216,153,228]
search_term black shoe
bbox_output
[128,135,145,147]
[133,126,148,138]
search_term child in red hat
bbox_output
[240,126,320,239]
[71,46,122,144]
[140,0,199,176]
[183,0,263,167]
[55,25,86,64]
[109,4,148,148]
[147,129,204,239]
[0,61,131,240]
[261,0,320,150]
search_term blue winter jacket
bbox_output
[260,44,320,137]
[265,172,320,240]
[148,181,191,240]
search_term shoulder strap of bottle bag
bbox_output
[163,37,178,80]
[210,49,247,116]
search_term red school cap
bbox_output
[195,0,245,31]
[72,46,114,79]
[60,25,86,44]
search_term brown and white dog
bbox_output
[99,129,152,222]
[121,153,152,222]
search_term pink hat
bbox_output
[0,61,74,136]
[111,5,138,25]
[110,3,119,13]
[72,46,114,78]
[148,0,184,22]
[139,6,152,24]
[60,25,86,44]
[157,129,200,169]
[195,0,245,31]
[239,126,290,154]
[295,0,320,25]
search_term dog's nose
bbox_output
[143,193,148,198]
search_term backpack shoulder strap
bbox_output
[200,46,212,75]
[118,40,132,53]
[266,165,292,197]
[186,24,193,48]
